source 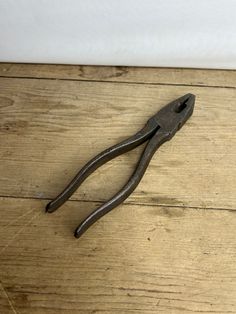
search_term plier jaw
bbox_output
[150,93,195,140]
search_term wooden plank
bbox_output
[0,77,235,210]
[0,197,236,313]
[0,63,236,88]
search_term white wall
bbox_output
[0,0,236,69]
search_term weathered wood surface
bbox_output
[0,197,236,314]
[1,63,236,88]
[0,77,235,209]
[0,64,236,314]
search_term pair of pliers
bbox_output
[46,93,195,238]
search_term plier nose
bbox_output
[46,94,195,239]
[151,93,195,138]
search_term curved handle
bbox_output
[46,119,158,213]
[74,129,169,238]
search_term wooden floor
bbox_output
[0,63,235,314]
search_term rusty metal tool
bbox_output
[46,93,195,238]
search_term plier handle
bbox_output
[46,93,195,238]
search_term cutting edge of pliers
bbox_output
[46,93,195,238]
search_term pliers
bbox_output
[46,93,195,238]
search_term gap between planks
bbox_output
[0,63,236,89]
[0,195,235,213]
[1,74,236,91]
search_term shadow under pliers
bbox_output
[46,93,195,238]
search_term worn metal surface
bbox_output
[46,94,195,238]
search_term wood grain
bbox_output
[0,77,235,209]
[0,64,236,314]
[0,282,14,314]
[0,197,236,314]
[1,63,236,88]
